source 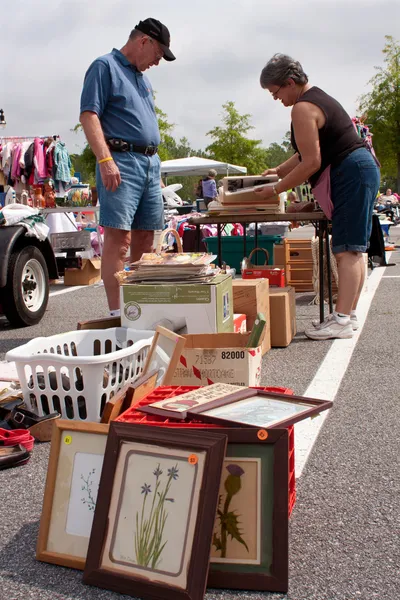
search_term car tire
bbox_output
[1,245,50,327]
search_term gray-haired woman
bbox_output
[255,54,380,341]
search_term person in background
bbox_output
[378,188,398,204]
[201,169,219,207]
[256,53,380,341]
[79,18,175,317]
[287,190,300,204]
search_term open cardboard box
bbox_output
[171,331,264,387]
[77,318,263,387]
[64,258,101,286]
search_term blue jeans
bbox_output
[96,151,164,231]
[330,147,380,253]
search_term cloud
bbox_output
[1,0,398,161]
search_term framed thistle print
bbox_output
[83,422,227,600]
[207,427,289,592]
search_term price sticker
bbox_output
[257,429,268,441]
[64,435,72,445]
[188,454,198,465]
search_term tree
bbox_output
[155,105,175,161]
[359,36,400,190]
[205,102,266,174]
[264,131,293,168]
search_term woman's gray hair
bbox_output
[260,54,308,88]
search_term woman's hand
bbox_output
[254,184,276,200]
[99,159,122,192]
[261,168,278,177]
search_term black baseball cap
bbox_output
[135,18,176,61]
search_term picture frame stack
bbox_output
[36,383,332,597]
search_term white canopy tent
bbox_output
[161,156,247,178]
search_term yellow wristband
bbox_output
[272,185,279,195]
[98,156,113,164]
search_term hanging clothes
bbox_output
[33,137,47,181]
[54,141,71,184]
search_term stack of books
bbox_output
[117,252,218,284]
[210,175,283,213]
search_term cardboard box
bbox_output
[232,279,271,355]
[171,332,263,386]
[269,286,296,347]
[121,274,233,334]
[273,243,285,266]
[64,258,101,286]
[233,313,247,333]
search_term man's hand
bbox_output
[99,159,121,192]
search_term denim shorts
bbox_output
[96,151,164,231]
[330,147,380,253]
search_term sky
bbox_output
[1,0,399,159]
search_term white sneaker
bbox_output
[305,318,353,340]
[312,313,359,331]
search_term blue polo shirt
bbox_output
[80,48,160,146]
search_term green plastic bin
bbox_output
[204,235,282,273]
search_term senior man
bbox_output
[80,18,175,316]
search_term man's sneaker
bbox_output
[312,313,359,331]
[305,318,353,340]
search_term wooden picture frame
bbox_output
[100,370,159,424]
[142,325,186,386]
[186,388,333,429]
[83,422,227,600]
[36,420,109,570]
[138,382,243,420]
[207,427,288,592]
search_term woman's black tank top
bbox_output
[290,86,365,186]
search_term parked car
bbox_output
[0,226,58,326]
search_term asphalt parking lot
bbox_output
[0,228,399,600]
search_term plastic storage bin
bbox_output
[6,328,154,422]
[204,234,282,273]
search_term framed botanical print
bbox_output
[207,427,288,592]
[186,388,333,429]
[83,422,227,600]
[36,420,109,570]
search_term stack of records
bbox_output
[212,175,283,213]
[117,252,218,284]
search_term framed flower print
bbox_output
[83,422,227,600]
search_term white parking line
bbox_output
[294,257,390,478]
[49,286,86,297]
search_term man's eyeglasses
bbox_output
[271,84,284,99]
[148,38,163,61]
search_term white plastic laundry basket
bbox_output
[6,328,154,422]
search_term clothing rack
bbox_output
[0,135,59,142]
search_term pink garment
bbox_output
[11,144,22,180]
[33,138,47,180]
[311,165,334,219]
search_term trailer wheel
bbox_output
[1,245,49,327]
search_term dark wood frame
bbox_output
[187,388,332,429]
[83,422,227,600]
[207,427,288,592]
